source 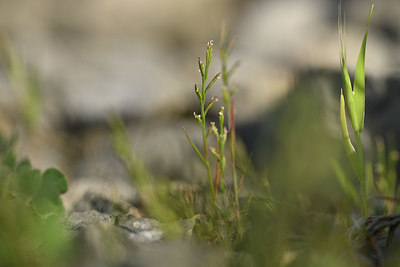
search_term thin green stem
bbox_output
[183,127,206,166]
[201,100,215,199]
[199,51,215,200]
[219,137,226,195]
[355,132,368,217]
[230,102,239,209]
[221,50,239,209]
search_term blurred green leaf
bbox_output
[339,29,359,132]
[340,91,359,178]
[332,160,360,207]
[2,150,16,169]
[15,159,41,197]
[40,168,68,202]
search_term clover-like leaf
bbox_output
[15,160,41,197]
[39,168,68,204]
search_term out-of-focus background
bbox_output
[0,0,398,187]
[2,1,400,266]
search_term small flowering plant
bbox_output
[183,40,221,200]
[220,24,240,209]
[183,38,245,243]
[209,106,228,196]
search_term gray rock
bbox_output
[117,215,163,243]
[61,178,140,214]
[61,208,229,267]
[63,210,163,243]
[63,210,113,232]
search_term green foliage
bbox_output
[1,4,394,265]
[209,107,228,195]
[333,159,360,208]
[220,23,240,209]
[339,5,373,133]
[33,168,68,214]
[0,136,68,215]
[183,40,220,199]
[0,134,71,266]
[372,138,399,214]
[338,4,373,217]
[184,38,249,244]
[109,37,248,246]
[0,44,71,265]
[108,114,148,186]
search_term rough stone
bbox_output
[117,215,163,243]
[61,178,140,214]
[63,210,113,232]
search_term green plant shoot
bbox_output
[339,4,373,217]
[220,23,240,209]
[183,41,221,200]
[209,106,228,196]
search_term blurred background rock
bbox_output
[0,0,398,186]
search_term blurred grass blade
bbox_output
[3,42,43,130]
[340,90,359,178]
[108,114,150,185]
[340,51,358,132]
[332,160,360,207]
[353,5,373,132]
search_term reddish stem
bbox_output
[230,100,235,131]
[214,139,221,198]
[214,163,220,198]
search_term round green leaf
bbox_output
[15,160,41,197]
[40,168,68,203]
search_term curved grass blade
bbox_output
[339,14,359,132]
[183,127,206,166]
[332,159,360,207]
[353,4,373,132]
[340,90,360,179]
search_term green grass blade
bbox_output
[340,90,359,178]
[183,127,207,166]
[353,5,373,132]
[332,160,360,207]
[339,32,359,132]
